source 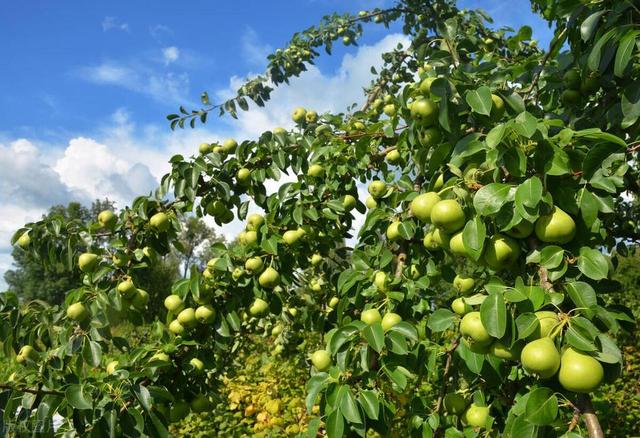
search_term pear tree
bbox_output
[2,0,640,436]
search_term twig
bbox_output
[521,28,567,96]
[434,337,461,415]
[0,383,64,396]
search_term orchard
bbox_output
[2,0,640,437]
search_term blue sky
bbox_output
[0,0,551,287]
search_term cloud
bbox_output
[102,17,129,33]
[76,61,191,105]
[150,24,173,41]
[241,28,273,67]
[162,46,180,65]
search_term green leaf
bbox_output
[525,387,558,425]
[473,183,514,216]
[326,409,345,438]
[388,321,418,341]
[539,246,564,270]
[486,123,507,148]
[427,309,457,332]
[462,217,486,261]
[358,390,379,420]
[65,384,93,410]
[480,292,507,338]
[515,176,543,209]
[363,323,384,353]
[564,282,597,309]
[513,111,537,138]
[330,324,360,353]
[566,318,598,351]
[82,340,102,367]
[580,11,606,42]
[306,375,328,412]
[338,386,362,424]
[614,30,639,77]
[465,86,492,116]
[516,313,539,339]
[588,29,616,71]
[577,248,609,280]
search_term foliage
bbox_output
[170,335,312,437]
[1,0,640,437]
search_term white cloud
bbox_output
[162,46,180,65]
[102,17,129,33]
[76,62,191,105]
[1,33,407,288]
[241,28,273,66]
[150,24,173,41]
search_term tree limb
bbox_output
[576,394,604,438]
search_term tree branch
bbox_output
[521,28,567,96]
[576,394,604,438]
[434,337,461,415]
[0,383,64,396]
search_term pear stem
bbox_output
[576,394,604,438]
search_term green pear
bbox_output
[199,142,212,154]
[430,200,465,233]
[307,164,324,178]
[381,312,402,331]
[464,403,489,428]
[490,341,521,361]
[453,275,475,294]
[311,350,332,371]
[249,298,269,316]
[221,138,237,153]
[528,311,559,340]
[66,302,88,322]
[423,228,449,250]
[131,289,149,309]
[149,212,170,232]
[236,168,251,184]
[177,308,197,328]
[422,127,442,146]
[460,311,491,344]
[443,393,468,415]
[246,213,265,231]
[365,196,378,209]
[521,337,561,378]
[368,181,387,198]
[361,308,382,325]
[98,210,117,228]
[328,297,339,308]
[386,221,402,241]
[310,253,323,266]
[386,149,401,164]
[506,220,534,239]
[535,207,576,244]
[195,305,216,324]
[448,231,467,256]
[164,294,184,312]
[283,229,303,245]
[245,256,264,273]
[410,192,441,222]
[78,253,99,273]
[16,231,31,248]
[558,347,604,393]
[292,107,307,123]
[169,320,185,335]
[451,298,471,315]
[117,279,137,299]
[483,234,520,270]
[259,267,280,288]
[305,111,318,124]
[410,98,438,125]
[490,94,505,120]
[373,271,388,292]
[189,358,205,373]
[342,194,357,211]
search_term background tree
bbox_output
[3,200,114,304]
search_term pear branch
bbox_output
[576,394,604,438]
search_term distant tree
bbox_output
[174,216,225,277]
[4,199,114,304]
